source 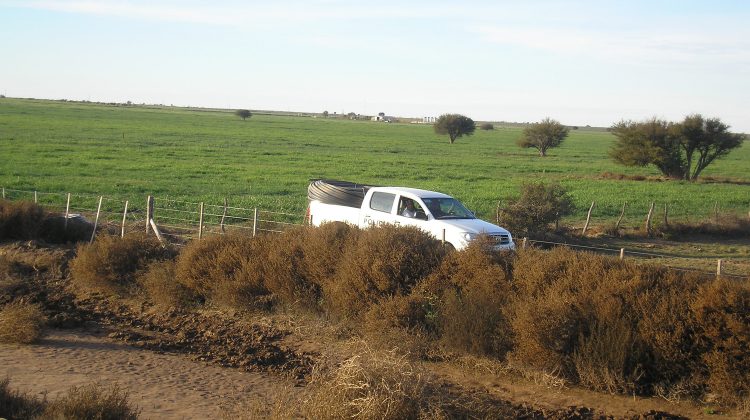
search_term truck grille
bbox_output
[489,234,510,245]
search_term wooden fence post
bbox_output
[582,201,595,235]
[149,219,165,244]
[495,201,501,225]
[717,259,723,278]
[252,208,258,237]
[441,229,446,245]
[645,202,655,236]
[198,202,204,240]
[522,237,527,249]
[121,200,129,238]
[90,196,103,243]
[64,193,71,231]
[619,248,625,260]
[615,201,627,231]
[220,198,228,233]
[34,191,37,203]
[146,195,153,233]
[663,203,669,226]
[1,187,4,199]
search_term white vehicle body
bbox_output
[309,186,514,250]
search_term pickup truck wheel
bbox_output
[443,243,456,253]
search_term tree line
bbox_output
[432,113,745,181]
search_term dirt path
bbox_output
[1,329,297,419]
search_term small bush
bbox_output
[480,123,494,130]
[138,260,198,309]
[42,383,140,420]
[0,378,45,419]
[300,345,427,420]
[325,225,444,318]
[0,200,45,240]
[0,301,46,344]
[174,233,269,309]
[419,239,514,356]
[690,279,750,404]
[498,182,574,238]
[70,234,174,296]
[510,248,673,392]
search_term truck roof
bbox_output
[372,186,452,199]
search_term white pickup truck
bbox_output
[307,180,514,251]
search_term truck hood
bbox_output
[436,218,510,235]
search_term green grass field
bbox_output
[1,98,748,225]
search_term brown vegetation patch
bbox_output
[325,225,444,318]
[70,233,175,296]
[0,300,46,344]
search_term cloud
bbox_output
[473,23,750,66]
[12,0,470,25]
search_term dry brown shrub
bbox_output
[0,200,45,240]
[418,239,514,356]
[362,294,431,356]
[70,233,174,296]
[255,229,319,308]
[174,233,270,309]
[509,248,666,392]
[0,377,46,419]
[325,225,444,318]
[690,279,750,404]
[42,383,140,420]
[300,344,428,420]
[0,301,46,344]
[297,222,359,288]
[138,260,198,309]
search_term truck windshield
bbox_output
[422,198,475,219]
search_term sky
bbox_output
[1,0,748,131]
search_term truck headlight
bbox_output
[462,232,477,242]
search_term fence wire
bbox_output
[2,187,748,280]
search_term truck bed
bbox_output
[307,179,377,208]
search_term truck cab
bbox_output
[358,187,514,250]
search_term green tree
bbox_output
[235,109,251,121]
[677,115,745,180]
[609,118,684,178]
[517,118,569,157]
[610,115,744,181]
[322,110,329,118]
[434,114,476,144]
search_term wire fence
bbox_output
[2,187,748,280]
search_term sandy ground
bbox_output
[1,329,294,419]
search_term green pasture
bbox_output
[1,98,748,225]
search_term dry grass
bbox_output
[70,233,174,296]
[300,343,428,420]
[0,301,46,344]
[0,377,46,419]
[659,213,750,239]
[42,383,140,420]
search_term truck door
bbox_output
[394,196,429,229]
[361,191,397,227]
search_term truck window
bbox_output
[370,192,396,213]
